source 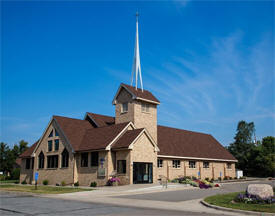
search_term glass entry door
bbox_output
[133,162,153,184]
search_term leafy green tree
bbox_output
[228,121,255,175]
[0,142,10,174]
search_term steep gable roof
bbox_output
[157,125,237,161]
[85,112,115,127]
[77,122,130,151]
[53,115,94,151]
[20,140,39,158]
[112,128,144,149]
[112,83,160,105]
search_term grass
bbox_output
[204,192,275,213]
[0,184,93,194]
[0,180,20,184]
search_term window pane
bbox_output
[47,155,58,168]
[91,152,98,166]
[26,158,30,169]
[122,103,128,112]
[55,129,59,136]
[49,130,53,137]
[117,160,126,174]
[55,139,59,151]
[48,140,52,151]
[39,152,44,169]
[81,153,88,167]
[62,149,69,168]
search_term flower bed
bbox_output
[172,176,220,189]
[235,192,275,204]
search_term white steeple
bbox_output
[131,12,143,92]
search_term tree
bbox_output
[228,121,255,175]
[0,142,10,174]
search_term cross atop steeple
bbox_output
[131,12,143,92]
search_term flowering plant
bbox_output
[235,193,275,204]
[107,177,120,186]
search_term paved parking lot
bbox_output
[115,180,274,202]
[0,191,218,216]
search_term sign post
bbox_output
[34,172,39,190]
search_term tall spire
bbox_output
[131,12,143,92]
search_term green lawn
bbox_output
[204,192,275,213]
[0,180,19,184]
[0,184,93,194]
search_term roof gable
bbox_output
[85,112,115,127]
[112,83,160,105]
[157,125,237,161]
[20,140,39,158]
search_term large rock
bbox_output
[247,184,274,199]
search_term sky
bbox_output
[1,1,274,148]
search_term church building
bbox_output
[19,15,237,186]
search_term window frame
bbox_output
[47,155,59,169]
[172,160,181,168]
[157,159,163,168]
[91,152,99,167]
[117,160,126,174]
[38,152,44,169]
[55,129,59,137]
[81,153,88,167]
[141,103,150,113]
[189,161,196,169]
[203,161,209,169]
[48,130,53,137]
[48,140,53,152]
[121,102,128,113]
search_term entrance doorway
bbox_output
[133,162,153,184]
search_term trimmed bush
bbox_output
[90,181,97,187]
[61,181,66,186]
[21,180,27,184]
[11,168,20,180]
[205,177,209,181]
[74,181,79,187]
[43,179,49,185]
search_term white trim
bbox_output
[128,128,159,152]
[136,97,160,105]
[157,155,238,162]
[105,122,136,150]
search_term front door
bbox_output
[133,162,153,184]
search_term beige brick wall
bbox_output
[20,158,34,184]
[156,158,236,180]
[32,123,74,185]
[116,150,131,185]
[130,133,158,184]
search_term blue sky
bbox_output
[1,1,274,147]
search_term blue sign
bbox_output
[35,172,39,181]
[198,171,200,177]
[220,171,222,177]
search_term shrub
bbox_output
[56,183,60,186]
[61,181,66,186]
[90,181,97,187]
[210,178,214,183]
[74,181,79,187]
[205,177,209,181]
[43,180,49,185]
[224,176,229,180]
[229,177,232,180]
[171,178,179,183]
[11,168,20,180]
[189,181,199,187]
[21,180,27,184]
[235,193,275,204]
[218,177,222,181]
[191,176,197,180]
[234,177,237,179]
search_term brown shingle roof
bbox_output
[157,125,237,161]
[20,140,39,158]
[121,83,160,104]
[86,112,115,127]
[112,128,144,149]
[53,115,94,151]
[77,122,130,151]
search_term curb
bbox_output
[200,200,274,216]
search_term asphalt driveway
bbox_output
[114,180,274,202]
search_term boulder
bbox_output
[246,184,274,199]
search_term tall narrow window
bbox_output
[141,103,150,112]
[47,155,58,168]
[54,139,59,151]
[26,158,30,169]
[81,153,88,167]
[38,152,44,169]
[48,140,53,152]
[55,129,59,137]
[49,130,53,137]
[157,159,163,168]
[62,149,69,168]
[31,158,34,169]
[172,160,181,168]
[189,161,196,168]
[121,103,128,113]
[117,160,126,174]
[91,152,99,166]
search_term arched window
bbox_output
[62,149,69,168]
[38,151,44,169]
